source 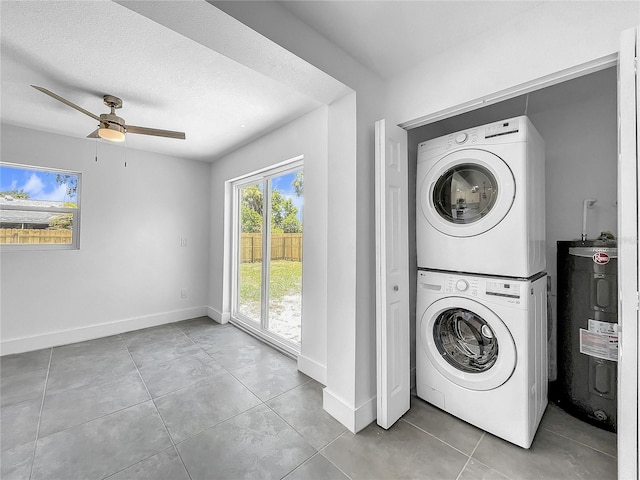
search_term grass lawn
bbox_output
[239,260,302,304]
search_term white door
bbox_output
[617,26,639,480]
[375,119,410,429]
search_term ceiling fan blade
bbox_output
[126,125,186,140]
[31,85,101,122]
[86,129,100,138]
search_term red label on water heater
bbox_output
[593,252,610,265]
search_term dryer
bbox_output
[416,269,547,449]
[416,116,545,278]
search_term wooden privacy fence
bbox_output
[0,228,72,244]
[241,233,302,263]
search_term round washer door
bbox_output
[420,297,516,391]
[419,149,515,237]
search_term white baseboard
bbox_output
[323,387,377,433]
[0,307,208,356]
[207,307,230,324]
[297,354,327,385]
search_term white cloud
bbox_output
[39,183,69,202]
[22,173,45,197]
[20,173,70,202]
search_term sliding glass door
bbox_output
[232,160,303,354]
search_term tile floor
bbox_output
[1,317,617,480]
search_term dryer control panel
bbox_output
[417,115,530,160]
[484,118,520,139]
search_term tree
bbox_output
[48,203,76,230]
[241,185,263,216]
[271,190,301,233]
[0,190,29,199]
[282,213,302,233]
[241,204,262,233]
[49,213,73,230]
[292,170,303,196]
[54,173,78,199]
[240,182,302,233]
[240,185,264,233]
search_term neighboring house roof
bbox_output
[0,196,66,225]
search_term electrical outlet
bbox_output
[180,288,188,298]
[180,237,188,247]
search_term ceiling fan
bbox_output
[31,85,186,142]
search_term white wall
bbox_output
[208,106,329,382]
[386,1,639,127]
[0,124,211,354]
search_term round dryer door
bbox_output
[419,149,515,237]
[420,297,516,391]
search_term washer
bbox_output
[416,269,547,448]
[416,116,545,277]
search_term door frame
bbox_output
[387,38,638,476]
[225,155,304,357]
[617,26,639,480]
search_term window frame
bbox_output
[0,162,82,251]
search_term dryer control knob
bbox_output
[456,280,469,291]
[455,133,468,144]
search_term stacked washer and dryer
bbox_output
[415,116,548,449]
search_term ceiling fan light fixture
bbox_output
[98,124,125,142]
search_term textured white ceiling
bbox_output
[276,1,543,79]
[0,0,337,162]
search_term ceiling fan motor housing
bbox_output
[100,112,126,132]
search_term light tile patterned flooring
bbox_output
[1,317,617,479]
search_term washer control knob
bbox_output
[456,280,469,291]
[455,133,468,144]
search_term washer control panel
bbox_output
[444,276,478,296]
[486,281,521,299]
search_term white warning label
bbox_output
[587,319,618,335]
[580,328,618,362]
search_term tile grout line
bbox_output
[100,445,177,480]
[399,417,471,457]
[317,431,355,480]
[170,403,268,450]
[27,347,53,480]
[258,404,318,480]
[123,343,194,480]
[541,426,618,459]
[454,432,484,480]
[173,322,330,479]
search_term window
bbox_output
[0,163,81,250]
[231,158,303,355]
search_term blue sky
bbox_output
[272,170,303,221]
[0,165,78,203]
